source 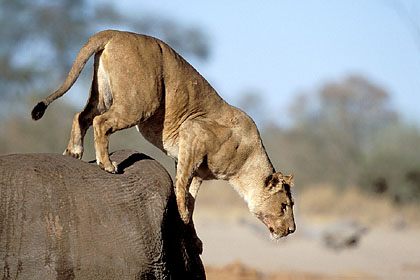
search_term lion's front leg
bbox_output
[175,122,207,224]
[187,176,203,253]
[176,174,203,253]
[175,167,194,224]
[187,176,202,220]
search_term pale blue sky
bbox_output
[105,0,419,124]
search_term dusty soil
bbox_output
[205,261,337,280]
[194,181,420,280]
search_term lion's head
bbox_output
[251,172,296,239]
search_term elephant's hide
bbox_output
[0,150,205,280]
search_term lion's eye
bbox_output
[278,203,287,216]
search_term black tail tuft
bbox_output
[31,101,47,120]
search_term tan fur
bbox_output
[32,30,296,240]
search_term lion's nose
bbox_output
[288,224,296,234]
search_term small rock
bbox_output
[322,221,368,250]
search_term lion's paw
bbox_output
[194,235,203,254]
[102,161,118,174]
[63,146,83,159]
[179,209,191,224]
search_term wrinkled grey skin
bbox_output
[0,150,205,280]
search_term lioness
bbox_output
[32,30,295,242]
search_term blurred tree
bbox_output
[317,76,397,152]
[0,95,77,154]
[268,75,398,189]
[268,74,420,203]
[0,0,209,106]
[291,75,397,141]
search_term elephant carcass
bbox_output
[0,150,205,280]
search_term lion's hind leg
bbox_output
[92,105,141,173]
[63,82,100,159]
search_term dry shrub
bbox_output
[297,184,420,227]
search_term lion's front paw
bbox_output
[180,209,190,224]
[98,160,118,174]
[105,161,118,173]
[194,235,203,254]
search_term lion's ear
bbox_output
[265,172,284,193]
[283,174,294,187]
[265,172,294,193]
[265,172,282,186]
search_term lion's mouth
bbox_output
[264,220,291,239]
[263,220,282,240]
[268,225,283,240]
[255,213,286,239]
[268,226,278,239]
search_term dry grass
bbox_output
[194,180,252,222]
[297,184,420,228]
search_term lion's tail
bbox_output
[31,30,115,120]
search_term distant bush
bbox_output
[359,124,420,203]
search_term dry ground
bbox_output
[194,181,420,280]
